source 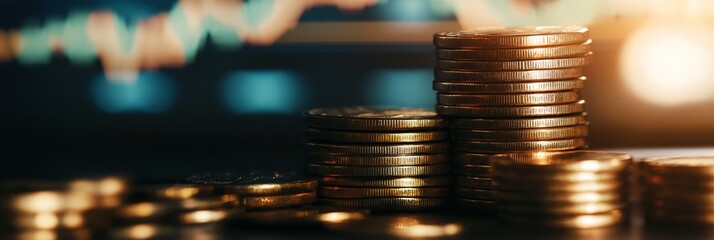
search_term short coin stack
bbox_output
[432,26,592,211]
[642,156,714,224]
[492,151,633,228]
[185,171,318,210]
[303,107,452,211]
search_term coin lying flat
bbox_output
[642,156,714,176]
[455,198,496,212]
[437,91,582,106]
[455,176,494,189]
[306,153,450,166]
[433,78,585,94]
[304,107,448,131]
[243,191,317,209]
[317,198,446,210]
[455,138,587,153]
[305,164,452,177]
[433,26,589,49]
[435,68,584,82]
[436,40,592,60]
[437,56,591,71]
[436,101,585,118]
[454,125,588,141]
[184,172,316,196]
[492,171,624,182]
[305,142,450,156]
[318,186,450,198]
[495,179,623,193]
[453,114,587,129]
[492,151,633,172]
[305,128,449,143]
[455,187,494,200]
[454,164,491,177]
[498,210,623,228]
[317,176,452,188]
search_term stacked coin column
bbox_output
[432,27,592,212]
[303,107,452,211]
[642,156,714,224]
[492,151,633,228]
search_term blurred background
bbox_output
[1,0,714,180]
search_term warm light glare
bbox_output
[62,212,84,228]
[390,223,462,238]
[318,212,365,223]
[14,192,64,213]
[621,21,714,106]
[34,213,59,229]
[121,203,158,218]
[182,210,227,224]
[17,230,57,240]
[127,224,158,239]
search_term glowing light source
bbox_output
[91,72,175,113]
[14,192,64,213]
[221,71,303,114]
[621,21,714,106]
[367,69,435,108]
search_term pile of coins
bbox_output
[642,156,714,224]
[432,26,592,211]
[492,151,632,228]
[303,107,452,211]
[184,171,318,210]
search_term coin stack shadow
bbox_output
[432,27,593,212]
[303,107,453,211]
[642,156,714,224]
[492,151,633,228]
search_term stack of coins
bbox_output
[642,156,714,224]
[432,26,592,211]
[492,151,632,228]
[303,107,452,211]
[185,171,318,210]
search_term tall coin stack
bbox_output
[493,151,633,228]
[432,26,592,212]
[642,156,714,224]
[303,107,452,211]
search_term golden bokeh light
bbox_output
[621,20,714,106]
[13,191,64,213]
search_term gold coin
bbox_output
[643,156,714,176]
[454,152,492,165]
[645,175,714,190]
[433,78,585,94]
[317,176,452,188]
[453,113,587,129]
[499,201,625,215]
[305,142,450,156]
[495,191,624,204]
[304,163,452,177]
[495,178,624,193]
[493,171,624,182]
[184,172,317,196]
[498,210,623,229]
[318,186,450,198]
[492,151,632,172]
[645,191,714,203]
[437,40,592,60]
[454,164,491,177]
[455,176,494,189]
[243,191,317,210]
[304,107,447,131]
[433,26,589,49]
[435,68,583,82]
[306,153,450,166]
[239,206,368,225]
[455,198,496,212]
[455,138,587,153]
[437,91,581,106]
[305,129,448,143]
[455,187,494,200]
[436,101,585,118]
[454,125,588,141]
[646,199,714,211]
[437,56,591,71]
[317,197,446,210]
